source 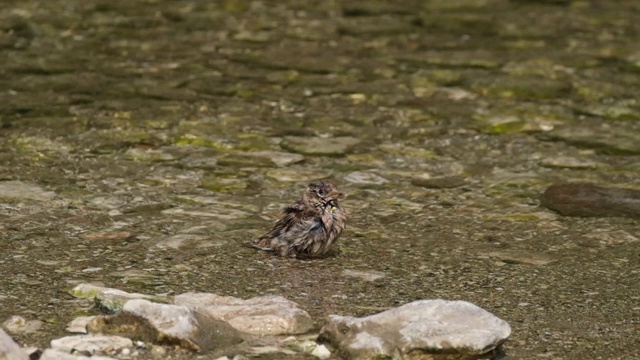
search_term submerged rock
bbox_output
[541,183,640,218]
[281,136,360,156]
[411,175,467,189]
[173,293,314,336]
[318,299,511,360]
[88,299,242,352]
[0,180,56,201]
[0,328,28,360]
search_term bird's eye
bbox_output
[317,188,326,197]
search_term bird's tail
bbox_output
[251,237,273,251]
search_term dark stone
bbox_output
[411,176,467,189]
[540,183,640,218]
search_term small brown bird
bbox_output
[253,180,346,258]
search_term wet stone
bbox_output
[265,168,331,182]
[173,293,314,336]
[0,328,28,360]
[539,156,599,169]
[280,136,360,156]
[411,175,467,189]
[541,183,640,218]
[318,299,511,360]
[344,171,388,185]
[544,125,640,155]
[89,299,243,352]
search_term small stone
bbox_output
[65,316,96,334]
[50,335,132,354]
[0,328,28,360]
[344,171,388,185]
[173,293,313,336]
[2,315,43,334]
[539,156,598,169]
[89,299,243,352]
[68,283,164,314]
[318,299,511,360]
[40,348,116,360]
[281,136,360,156]
[481,251,556,266]
[411,175,467,189]
[541,183,640,218]
[342,270,385,282]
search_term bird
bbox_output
[253,180,346,258]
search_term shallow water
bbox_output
[1,0,640,358]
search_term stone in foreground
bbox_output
[88,299,242,352]
[50,335,132,355]
[541,183,640,218]
[174,293,313,335]
[318,299,511,360]
[0,328,28,360]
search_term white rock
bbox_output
[65,316,96,334]
[50,335,132,354]
[0,328,28,360]
[68,283,164,313]
[2,315,43,334]
[318,299,511,360]
[40,348,116,360]
[173,293,313,335]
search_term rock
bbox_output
[539,156,599,169]
[0,328,28,360]
[173,293,313,336]
[68,283,165,314]
[40,348,116,360]
[318,299,511,360]
[2,315,43,334]
[65,316,96,334]
[411,175,467,189]
[235,151,305,167]
[541,183,640,218]
[281,136,360,156]
[342,270,385,282]
[544,125,640,155]
[0,180,56,201]
[50,335,132,355]
[88,299,243,352]
[265,168,331,182]
[344,171,388,185]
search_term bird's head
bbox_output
[304,180,343,207]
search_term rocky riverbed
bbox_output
[1,0,640,359]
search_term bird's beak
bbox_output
[331,191,344,199]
